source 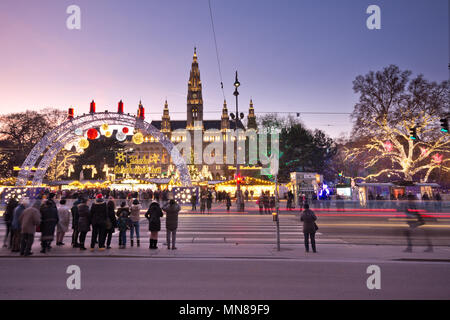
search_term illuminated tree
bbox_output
[344,65,449,182]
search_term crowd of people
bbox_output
[2,191,181,256]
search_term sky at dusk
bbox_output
[0,0,448,138]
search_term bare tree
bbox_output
[344,65,449,182]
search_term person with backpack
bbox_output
[116,202,131,249]
[162,199,181,250]
[145,201,163,249]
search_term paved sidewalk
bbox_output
[1,242,449,262]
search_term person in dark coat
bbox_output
[206,191,212,213]
[191,194,197,211]
[300,204,318,253]
[145,202,163,249]
[71,196,82,248]
[39,194,59,253]
[89,194,108,251]
[3,198,18,248]
[105,197,117,249]
[226,193,232,212]
[11,200,27,252]
[162,199,181,250]
[116,202,131,249]
[77,198,90,250]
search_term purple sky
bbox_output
[0,0,448,138]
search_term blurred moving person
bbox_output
[404,209,433,253]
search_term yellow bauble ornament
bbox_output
[132,132,144,145]
[104,131,112,138]
[79,138,89,149]
[101,124,109,131]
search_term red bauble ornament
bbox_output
[87,128,98,140]
[122,127,129,134]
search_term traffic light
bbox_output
[409,127,417,140]
[440,118,449,133]
[235,173,243,184]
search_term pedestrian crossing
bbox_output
[0,214,344,248]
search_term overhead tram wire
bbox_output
[208,0,226,101]
[145,111,352,115]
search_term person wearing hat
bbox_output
[129,199,142,247]
[89,194,108,251]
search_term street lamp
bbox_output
[233,71,244,212]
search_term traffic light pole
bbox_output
[275,174,280,251]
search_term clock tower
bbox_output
[186,47,203,130]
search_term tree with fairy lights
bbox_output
[343,65,449,182]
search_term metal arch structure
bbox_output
[16,112,192,187]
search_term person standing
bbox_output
[162,199,180,250]
[39,194,59,253]
[19,200,41,256]
[3,198,18,248]
[301,204,318,253]
[191,193,197,211]
[11,200,27,252]
[145,202,163,249]
[129,199,142,247]
[56,199,70,246]
[206,191,212,214]
[71,196,82,248]
[77,198,90,250]
[105,197,117,249]
[258,194,264,214]
[117,202,131,249]
[89,194,108,251]
[200,192,206,214]
[226,193,231,212]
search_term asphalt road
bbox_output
[0,257,449,300]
